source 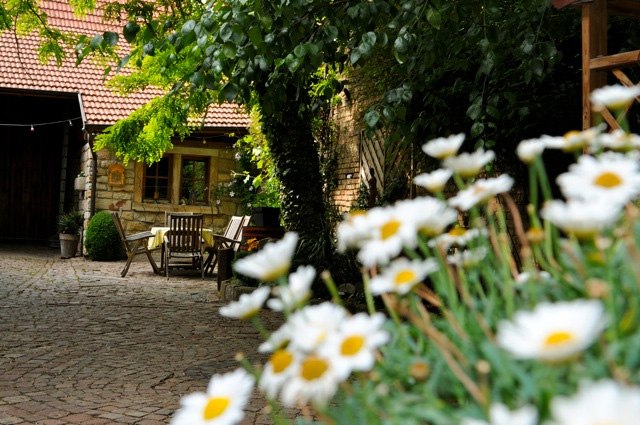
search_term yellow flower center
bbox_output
[341,335,365,356]
[381,220,401,240]
[394,269,416,286]
[594,172,622,189]
[543,331,575,348]
[563,130,581,140]
[262,263,290,282]
[270,349,293,374]
[301,356,328,381]
[203,397,230,421]
[448,227,467,237]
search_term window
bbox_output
[180,157,209,204]
[143,157,171,202]
[138,153,215,206]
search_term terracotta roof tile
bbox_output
[0,0,249,129]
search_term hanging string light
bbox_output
[0,116,83,131]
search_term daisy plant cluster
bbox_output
[171,84,640,425]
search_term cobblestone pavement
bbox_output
[0,244,293,425]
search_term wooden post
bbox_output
[582,0,608,129]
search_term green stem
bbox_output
[363,271,376,316]
[321,270,343,307]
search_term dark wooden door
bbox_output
[0,126,62,241]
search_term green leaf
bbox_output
[470,122,485,138]
[181,20,196,35]
[294,44,307,58]
[466,98,482,120]
[103,31,118,47]
[324,25,338,40]
[248,26,263,47]
[362,31,376,46]
[426,8,442,29]
[222,43,237,58]
[350,47,362,64]
[89,34,103,49]
[364,109,380,128]
[220,23,233,42]
[123,22,140,43]
[221,82,239,101]
[531,58,544,77]
[143,42,155,56]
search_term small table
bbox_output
[148,227,215,273]
[148,227,215,250]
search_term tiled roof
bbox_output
[0,0,249,129]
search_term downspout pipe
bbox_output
[77,93,97,218]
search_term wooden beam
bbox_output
[600,106,621,130]
[582,0,608,129]
[609,0,640,19]
[589,49,640,71]
[612,68,635,87]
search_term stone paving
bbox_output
[0,244,294,425]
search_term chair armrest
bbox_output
[212,234,241,248]
[126,231,154,242]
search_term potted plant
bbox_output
[57,210,83,258]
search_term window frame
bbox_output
[179,156,210,205]
[142,155,172,203]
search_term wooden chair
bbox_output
[111,212,160,277]
[164,211,194,226]
[164,213,205,279]
[204,215,251,279]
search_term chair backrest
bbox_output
[234,215,252,251]
[167,213,204,253]
[111,212,130,252]
[165,211,194,226]
[223,216,246,239]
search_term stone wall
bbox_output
[77,143,241,235]
[331,94,363,214]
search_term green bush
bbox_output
[84,211,126,261]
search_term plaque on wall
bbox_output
[108,163,125,186]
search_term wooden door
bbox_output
[0,126,63,241]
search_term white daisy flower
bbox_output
[356,205,417,267]
[279,353,342,407]
[370,257,438,295]
[547,379,640,425]
[414,168,453,193]
[422,133,466,159]
[447,246,488,267]
[544,126,606,152]
[448,174,514,211]
[557,151,640,205]
[287,302,348,354]
[428,227,488,250]
[461,403,538,425]
[267,265,316,312]
[233,232,299,281]
[318,312,389,379]
[258,323,291,353]
[336,210,370,253]
[219,286,271,320]
[443,149,495,178]
[591,84,640,111]
[596,129,640,151]
[495,299,606,361]
[170,368,255,425]
[259,348,299,399]
[517,137,547,164]
[540,199,622,239]
[398,197,458,237]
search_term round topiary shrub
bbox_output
[85,211,126,261]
